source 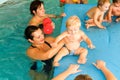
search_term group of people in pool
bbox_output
[24,0,119,80]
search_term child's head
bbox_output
[74,74,92,80]
[97,0,110,11]
[66,16,81,34]
[30,0,45,16]
[113,0,120,3]
[113,0,120,7]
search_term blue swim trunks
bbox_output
[111,16,120,22]
[84,14,90,21]
[69,50,75,55]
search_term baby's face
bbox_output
[67,26,79,35]
[114,2,120,7]
[101,2,110,11]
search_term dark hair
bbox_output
[30,0,44,15]
[113,0,120,3]
[74,74,92,80]
[24,26,40,40]
[97,0,110,7]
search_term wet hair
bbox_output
[113,0,120,3]
[24,25,40,40]
[30,0,44,15]
[97,0,110,7]
[66,15,81,28]
[74,74,92,80]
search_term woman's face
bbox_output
[31,29,44,44]
[35,4,45,17]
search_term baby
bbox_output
[85,0,110,29]
[105,0,120,22]
[51,16,95,66]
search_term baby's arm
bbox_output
[94,9,106,29]
[51,32,68,47]
[81,31,95,49]
[107,5,113,22]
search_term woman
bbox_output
[29,0,66,27]
[24,26,64,79]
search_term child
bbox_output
[85,0,110,29]
[51,16,95,66]
[105,0,120,22]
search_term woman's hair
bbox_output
[66,15,81,28]
[74,74,92,80]
[30,0,43,15]
[113,0,120,3]
[24,26,40,40]
[97,0,110,7]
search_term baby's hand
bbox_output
[92,60,106,70]
[51,43,57,47]
[60,13,66,17]
[100,26,106,29]
[88,44,95,49]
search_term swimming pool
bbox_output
[0,0,65,79]
[0,0,102,80]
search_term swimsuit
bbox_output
[38,24,43,29]
[111,16,120,22]
[30,41,53,75]
[63,45,75,55]
[84,14,90,21]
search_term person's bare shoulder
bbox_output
[26,46,40,59]
[79,30,85,36]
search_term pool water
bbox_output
[0,0,104,80]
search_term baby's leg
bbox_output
[53,47,69,67]
[85,19,93,23]
[85,22,96,29]
[75,47,88,64]
[85,19,96,29]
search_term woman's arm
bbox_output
[47,13,66,18]
[93,60,117,80]
[27,39,64,60]
[52,64,81,80]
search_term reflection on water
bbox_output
[29,70,48,80]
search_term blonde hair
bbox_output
[97,0,110,7]
[66,16,81,28]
